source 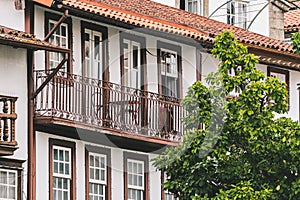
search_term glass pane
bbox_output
[95,156,100,167]
[128,174,132,185]
[53,190,57,200]
[8,172,15,185]
[101,170,105,181]
[59,150,64,161]
[0,185,7,198]
[54,162,59,173]
[61,26,66,37]
[133,45,138,69]
[63,179,68,189]
[95,169,100,180]
[63,191,68,200]
[65,151,70,162]
[58,178,62,189]
[58,190,62,200]
[54,149,58,160]
[90,155,94,167]
[59,163,64,174]
[9,187,15,199]
[65,164,70,175]
[90,168,94,179]
[100,157,105,168]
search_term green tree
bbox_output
[291,32,300,54]
[153,31,300,199]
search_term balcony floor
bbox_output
[34,116,178,153]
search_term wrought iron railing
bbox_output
[0,95,18,155]
[34,70,187,141]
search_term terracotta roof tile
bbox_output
[62,0,293,53]
[284,2,300,32]
[0,25,69,52]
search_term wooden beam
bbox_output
[44,9,68,42]
[32,53,68,99]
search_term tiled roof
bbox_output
[62,0,294,54]
[0,25,69,53]
[284,2,300,32]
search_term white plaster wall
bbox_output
[0,45,28,198]
[181,44,197,96]
[209,0,270,37]
[0,0,24,31]
[36,132,164,200]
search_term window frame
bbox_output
[81,21,108,81]
[186,0,203,15]
[267,66,290,106]
[227,1,248,29]
[45,11,73,74]
[120,32,147,91]
[85,145,111,200]
[157,41,182,99]
[124,152,149,200]
[49,139,76,200]
[0,158,24,200]
[161,172,178,200]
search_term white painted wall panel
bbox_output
[0,0,24,31]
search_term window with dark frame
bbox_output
[85,146,111,200]
[49,139,76,200]
[0,158,24,200]
[157,41,182,99]
[81,21,108,81]
[267,66,290,107]
[45,12,72,74]
[124,152,149,200]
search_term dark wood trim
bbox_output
[44,11,73,74]
[267,66,290,108]
[196,48,202,81]
[123,152,149,200]
[85,145,111,200]
[157,41,183,99]
[49,138,76,200]
[161,172,165,200]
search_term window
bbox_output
[267,67,289,105]
[0,158,24,200]
[120,33,146,90]
[158,41,182,98]
[124,152,148,200]
[45,12,72,73]
[161,50,178,97]
[81,22,108,80]
[186,0,203,15]
[227,1,248,29]
[161,173,178,200]
[86,146,111,200]
[0,169,17,200]
[49,139,76,200]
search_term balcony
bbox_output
[0,95,18,156]
[34,70,187,146]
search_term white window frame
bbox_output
[48,19,68,71]
[0,169,17,200]
[227,1,248,29]
[161,49,178,97]
[52,145,72,200]
[123,39,141,89]
[84,29,103,80]
[163,173,178,200]
[127,159,144,200]
[186,0,203,15]
[89,152,107,200]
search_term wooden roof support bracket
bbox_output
[44,9,68,42]
[32,53,68,99]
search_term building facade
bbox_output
[0,0,300,200]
